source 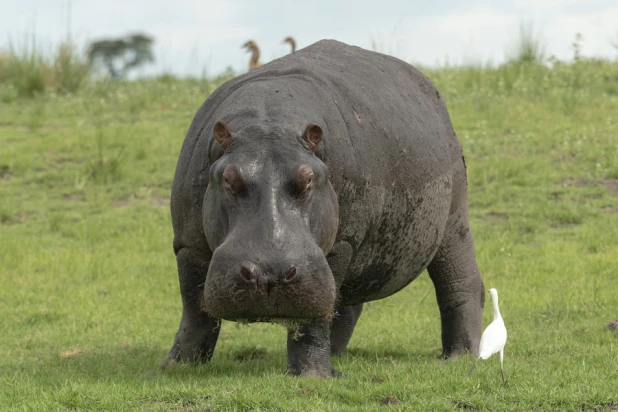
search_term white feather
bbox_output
[469,288,508,383]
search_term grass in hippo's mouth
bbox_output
[2,56,618,410]
[231,317,331,335]
[232,317,306,328]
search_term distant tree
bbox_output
[87,33,154,79]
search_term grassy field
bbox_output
[1,55,618,411]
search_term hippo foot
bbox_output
[161,310,221,368]
[438,346,474,361]
[160,342,182,369]
[160,337,213,368]
[287,319,338,378]
[287,365,342,378]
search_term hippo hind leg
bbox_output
[330,304,363,356]
[427,203,485,359]
[161,247,221,367]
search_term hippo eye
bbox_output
[222,166,244,194]
[294,165,315,196]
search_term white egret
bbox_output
[468,288,507,384]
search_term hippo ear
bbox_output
[213,120,232,149]
[304,123,323,152]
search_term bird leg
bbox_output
[500,349,506,385]
[468,358,479,377]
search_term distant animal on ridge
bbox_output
[242,40,262,71]
[282,36,297,53]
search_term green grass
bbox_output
[1,57,618,411]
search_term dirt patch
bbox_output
[116,340,131,349]
[485,212,508,222]
[370,375,386,383]
[111,198,132,207]
[549,222,581,230]
[3,214,30,225]
[110,196,169,208]
[25,311,63,325]
[593,404,618,411]
[151,197,169,207]
[233,346,267,361]
[605,179,618,197]
[600,206,618,214]
[60,347,93,359]
[0,164,10,179]
[142,397,210,411]
[454,400,478,410]
[380,396,400,406]
[562,177,592,188]
[607,319,618,331]
[61,193,86,202]
[55,157,81,166]
[298,388,320,398]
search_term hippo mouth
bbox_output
[202,266,337,321]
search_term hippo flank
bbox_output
[163,40,485,377]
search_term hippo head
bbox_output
[201,120,338,321]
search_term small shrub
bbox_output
[86,130,125,184]
[53,41,90,93]
[4,36,53,97]
[507,21,546,65]
[0,35,89,97]
[83,107,126,184]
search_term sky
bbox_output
[1,0,617,76]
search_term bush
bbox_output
[0,35,89,97]
[505,21,547,65]
[53,41,90,93]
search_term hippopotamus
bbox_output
[163,40,485,377]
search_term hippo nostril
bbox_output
[284,266,297,282]
[240,265,256,283]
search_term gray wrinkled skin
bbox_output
[162,40,485,377]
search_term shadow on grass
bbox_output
[10,343,440,388]
[7,344,289,387]
[344,347,436,361]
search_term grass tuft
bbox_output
[0,34,89,99]
[507,21,546,65]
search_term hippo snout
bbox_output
[237,261,298,285]
[202,245,337,321]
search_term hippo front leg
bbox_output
[427,204,485,359]
[287,319,341,377]
[161,247,221,367]
[326,242,363,356]
[330,304,363,356]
